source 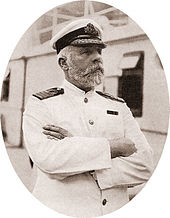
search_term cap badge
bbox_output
[84,23,100,37]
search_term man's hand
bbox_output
[42,126,136,158]
[43,125,73,140]
[108,138,137,158]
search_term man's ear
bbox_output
[58,57,69,71]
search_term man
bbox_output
[23,19,153,217]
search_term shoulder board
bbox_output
[33,87,64,100]
[96,91,125,103]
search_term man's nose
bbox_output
[92,51,102,64]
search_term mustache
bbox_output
[86,63,104,75]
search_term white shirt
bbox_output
[23,80,153,217]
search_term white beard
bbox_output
[68,64,104,89]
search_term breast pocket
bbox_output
[101,110,124,139]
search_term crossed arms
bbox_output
[23,96,153,188]
[43,124,137,158]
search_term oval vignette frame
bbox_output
[0,0,169,218]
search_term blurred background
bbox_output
[0,0,169,199]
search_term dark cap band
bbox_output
[55,23,106,54]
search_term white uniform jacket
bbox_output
[23,80,153,217]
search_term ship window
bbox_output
[1,69,11,101]
[118,51,144,117]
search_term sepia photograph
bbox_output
[0,0,169,217]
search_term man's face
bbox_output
[65,45,104,91]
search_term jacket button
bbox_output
[89,120,94,125]
[84,97,88,103]
[102,199,107,206]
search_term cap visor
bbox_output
[70,38,106,48]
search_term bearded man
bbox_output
[23,19,153,217]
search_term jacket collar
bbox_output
[63,79,94,97]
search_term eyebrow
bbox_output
[79,47,90,53]
[78,46,102,54]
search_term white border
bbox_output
[0,0,169,217]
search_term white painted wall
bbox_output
[0,60,25,146]
[103,39,169,133]
[25,54,64,104]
